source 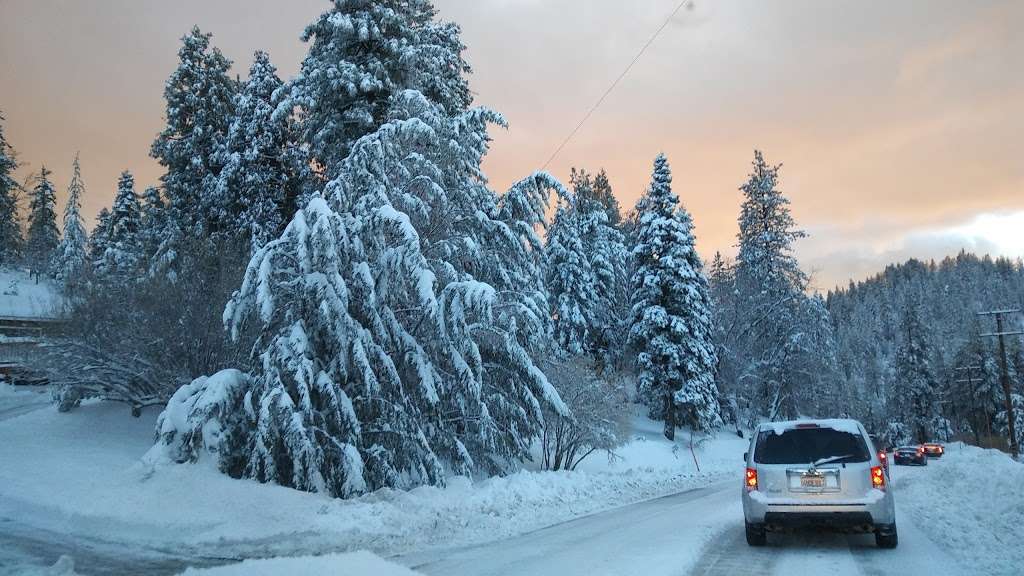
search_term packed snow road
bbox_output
[398,469,964,576]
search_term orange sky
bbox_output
[1,0,1021,290]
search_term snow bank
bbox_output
[0,268,64,319]
[0,398,745,565]
[893,443,1023,576]
[178,551,421,576]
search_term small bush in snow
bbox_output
[540,359,630,471]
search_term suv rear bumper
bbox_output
[763,511,873,530]
[743,491,895,526]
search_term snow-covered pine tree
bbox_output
[96,171,142,278]
[136,186,167,265]
[891,303,943,443]
[89,207,112,264]
[569,168,629,370]
[628,154,721,437]
[214,51,301,252]
[727,150,835,423]
[25,166,60,277]
[150,27,236,256]
[218,90,566,497]
[53,154,89,286]
[286,0,472,180]
[545,188,597,356]
[590,169,622,229]
[0,111,22,266]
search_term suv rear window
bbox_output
[754,426,870,465]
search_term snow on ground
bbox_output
[178,551,421,576]
[893,443,1024,576]
[0,394,746,573]
[0,268,64,319]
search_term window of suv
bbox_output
[754,426,871,465]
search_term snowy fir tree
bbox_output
[891,303,943,443]
[628,154,721,437]
[721,150,835,423]
[286,0,472,180]
[215,91,566,497]
[570,168,629,369]
[0,111,22,266]
[545,189,597,356]
[53,154,89,286]
[150,26,236,256]
[136,186,167,265]
[88,207,112,265]
[95,171,142,278]
[25,166,60,276]
[214,51,301,252]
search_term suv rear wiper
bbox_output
[812,454,854,468]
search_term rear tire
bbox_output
[875,524,898,549]
[745,521,767,546]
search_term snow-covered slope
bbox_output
[0,394,745,573]
[0,268,64,319]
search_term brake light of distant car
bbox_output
[871,466,886,490]
[917,446,925,454]
[745,467,758,491]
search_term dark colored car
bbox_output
[922,443,944,458]
[893,445,927,466]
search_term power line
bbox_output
[540,0,691,171]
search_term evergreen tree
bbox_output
[53,154,89,285]
[892,304,943,443]
[287,0,472,180]
[89,207,112,264]
[151,27,236,247]
[571,169,628,369]
[0,111,22,266]
[214,51,301,251]
[96,171,142,277]
[628,154,721,437]
[213,91,566,497]
[136,186,167,261]
[545,192,596,356]
[25,166,60,276]
[590,169,622,228]
[726,150,832,423]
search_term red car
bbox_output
[922,443,944,458]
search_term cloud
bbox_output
[801,210,1024,291]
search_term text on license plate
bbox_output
[801,475,825,488]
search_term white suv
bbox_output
[741,418,897,548]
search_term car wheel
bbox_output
[875,524,898,549]
[745,521,767,546]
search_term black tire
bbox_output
[875,524,898,549]
[745,521,767,546]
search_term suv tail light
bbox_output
[871,466,886,491]
[745,467,758,491]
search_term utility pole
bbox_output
[978,309,1023,456]
[955,365,985,445]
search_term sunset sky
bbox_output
[1,0,1021,290]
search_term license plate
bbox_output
[801,475,825,488]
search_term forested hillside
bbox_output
[827,253,1024,446]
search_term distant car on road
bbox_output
[922,442,945,458]
[893,445,928,466]
[742,419,897,549]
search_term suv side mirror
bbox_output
[743,452,748,462]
